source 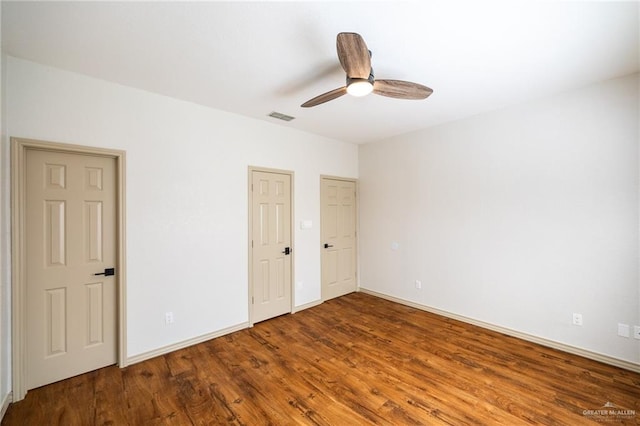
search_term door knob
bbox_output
[282,247,291,255]
[324,243,334,249]
[94,268,115,276]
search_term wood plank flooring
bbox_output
[3,292,640,425]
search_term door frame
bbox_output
[320,175,359,301]
[247,166,295,326]
[11,137,127,401]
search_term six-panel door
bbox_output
[251,170,292,323]
[321,178,357,300]
[26,149,117,389]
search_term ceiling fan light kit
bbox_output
[346,78,374,97]
[301,32,433,108]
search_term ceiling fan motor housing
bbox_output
[347,68,375,87]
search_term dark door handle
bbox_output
[282,247,291,255]
[94,268,115,276]
[324,243,334,249]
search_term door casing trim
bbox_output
[10,137,127,401]
[247,166,295,326]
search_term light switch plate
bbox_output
[618,323,629,338]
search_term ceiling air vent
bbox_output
[268,111,295,122]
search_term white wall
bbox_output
[2,56,358,360]
[0,5,12,411]
[359,73,640,364]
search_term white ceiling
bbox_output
[2,1,638,144]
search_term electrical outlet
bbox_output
[165,311,174,324]
[415,280,422,289]
[572,313,583,326]
[617,323,629,338]
[633,325,640,340]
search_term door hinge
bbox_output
[252,296,254,304]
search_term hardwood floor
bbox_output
[4,292,640,425]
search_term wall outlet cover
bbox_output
[572,313,583,326]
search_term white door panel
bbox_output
[251,170,292,323]
[26,149,117,389]
[321,178,357,300]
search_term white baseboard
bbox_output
[126,322,249,366]
[0,391,12,422]
[126,300,327,366]
[292,299,322,314]
[359,287,640,374]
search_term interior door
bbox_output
[321,177,357,300]
[26,148,117,389]
[250,170,292,324]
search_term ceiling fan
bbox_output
[301,32,433,108]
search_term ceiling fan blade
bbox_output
[336,32,371,79]
[373,79,433,100]
[301,87,347,108]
